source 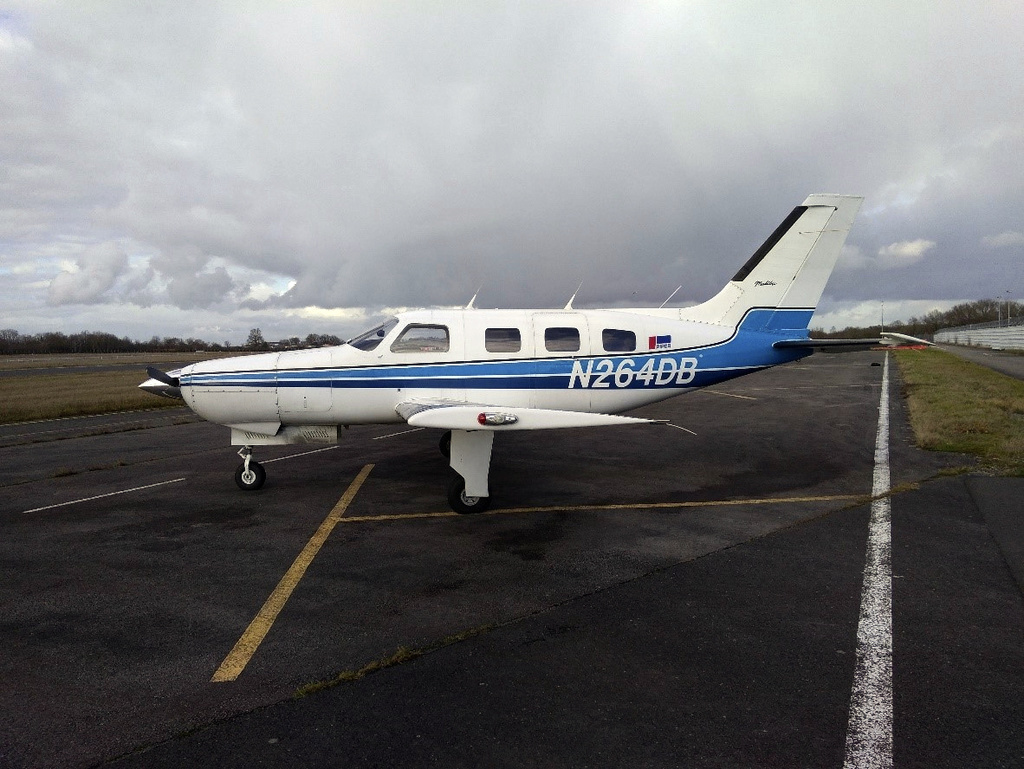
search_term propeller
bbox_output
[140,366,183,399]
[146,366,180,387]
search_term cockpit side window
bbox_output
[391,324,451,353]
[347,318,399,351]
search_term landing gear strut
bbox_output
[446,430,493,514]
[234,445,266,490]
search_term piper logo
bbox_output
[649,335,671,350]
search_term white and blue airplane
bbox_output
[142,193,915,513]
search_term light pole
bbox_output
[1007,290,1013,326]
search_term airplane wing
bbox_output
[396,401,662,431]
[773,332,935,350]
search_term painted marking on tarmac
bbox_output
[335,493,863,524]
[262,446,339,464]
[1,406,186,429]
[700,389,757,401]
[666,423,698,436]
[843,352,893,769]
[211,463,374,683]
[21,478,187,514]
[373,427,426,440]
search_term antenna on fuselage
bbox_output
[466,286,482,309]
[659,285,682,308]
[564,280,584,310]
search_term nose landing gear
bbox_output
[234,445,266,490]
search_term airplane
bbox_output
[141,193,925,513]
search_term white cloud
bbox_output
[875,239,937,269]
[981,231,1024,249]
[837,239,937,271]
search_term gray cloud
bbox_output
[2,1,1023,339]
[47,242,128,305]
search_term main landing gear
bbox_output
[231,431,495,514]
[441,429,494,515]
[235,446,266,491]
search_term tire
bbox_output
[235,460,267,491]
[447,476,490,514]
[439,430,452,459]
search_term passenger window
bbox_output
[485,328,522,353]
[545,327,581,352]
[390,324,450,353]
[602,329,636,352]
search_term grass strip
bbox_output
[893,348,1024,474]
[0,369,181,424]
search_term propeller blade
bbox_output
[140,366,183,400]
[146,366,180,387]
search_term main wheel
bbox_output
[439,430,452,459]
[235,460,267,490]
[447,476,490,514]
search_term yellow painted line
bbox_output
[337,493,865,524]
[701,389,757,401]
[211,463,374,683]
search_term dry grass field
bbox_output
[0,351,223,371]
[0,353,229,423]
[894,348,1024,474]
[0,368,184,424]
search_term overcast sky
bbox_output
[2,1,1022,343]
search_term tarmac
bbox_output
[1,350,1022,768]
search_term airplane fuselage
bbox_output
[176,306,811,435]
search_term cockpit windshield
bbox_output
[346,317,399,351]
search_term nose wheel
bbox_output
[234,446,266,490]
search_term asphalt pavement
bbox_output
[1,351,1022,768]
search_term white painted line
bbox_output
[843,352,893,769]
[372,427,426,440]
[262,446,338,464]
[701,389,756,401]
[666,423,698,436]
[22,478,188,514]
[3,407,184,428]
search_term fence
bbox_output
[934,317,1024,350]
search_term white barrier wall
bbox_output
[935,324,1024,350]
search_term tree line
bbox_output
[814,298,1023,339]
[0,328,343,355]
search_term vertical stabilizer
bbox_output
[682,194,863,331]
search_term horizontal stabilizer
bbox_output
[399,402,660,431]
[773,332,935,350]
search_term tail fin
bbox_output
[684,194,863,331]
